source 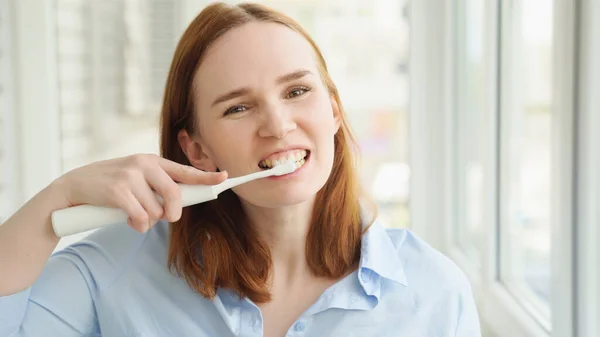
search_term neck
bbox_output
[241,199,315,286]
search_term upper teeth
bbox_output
[259,150,307,168]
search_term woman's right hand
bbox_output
[54,154,227,233]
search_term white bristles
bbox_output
[271,160,297,176]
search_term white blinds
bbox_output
[149,0,178,108]
[56,0,93,172]
[56,0,178,172]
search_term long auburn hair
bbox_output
[159,2,375,303]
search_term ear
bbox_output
[330,95,342,132]
[177,129,219,172]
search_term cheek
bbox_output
[301,93,337,132]
[205,122,257,171]
[298,95,337,158]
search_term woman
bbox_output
[0,2,480,336]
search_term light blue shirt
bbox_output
[0,219,481,336]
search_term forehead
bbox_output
[194,21,318,95]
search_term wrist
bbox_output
[45,175,75,210]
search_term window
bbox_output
[452,0,488,268]
[447,0,593,335]
[56,0,178,174]
[499,0,553,327]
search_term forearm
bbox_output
[0,181,70,296]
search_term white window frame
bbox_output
[548,0,578,335]
[408,0,449,252]
[575,0,600,335]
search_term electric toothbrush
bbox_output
[51,160,297,237]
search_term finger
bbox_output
[118,189,151,232]
[130,179,165,225]
[145,167,182,222]
[158,158,227,185]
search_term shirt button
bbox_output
[294,321,307,331]
[350,294,359,303]
[360,272,370,283]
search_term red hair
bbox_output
[159,2,375,303]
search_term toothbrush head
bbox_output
[270,160,297,176]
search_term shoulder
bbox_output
[379,226,478,331]
[51,220,170,293]
[383,226,473,296]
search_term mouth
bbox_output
[258,149,310,170]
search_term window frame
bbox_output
[548,0,578,335]
[408,0,449,252]
[575,0,600,335]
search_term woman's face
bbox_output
[187,22,340,208]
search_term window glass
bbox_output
[452,0,488,267]
[499,0,553,325]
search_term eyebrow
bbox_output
[210,69,313,108]
[276,69,313,84]
[211,88,250,108]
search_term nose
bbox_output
[257,102,297,139]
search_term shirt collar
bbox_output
[213,219,410,320]
[358,220,408,288]
[301,220,410,316]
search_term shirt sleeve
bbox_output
[0,251,100,337]
[454,282,482,337]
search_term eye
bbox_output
[286,86,311,99]
[224,105,248,116]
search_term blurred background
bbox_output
[0,0,598,336]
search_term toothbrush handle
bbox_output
[51,184,220,237]
[52,204,130,237]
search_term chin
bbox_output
[236,184,320,209]
[234,170,330,209]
